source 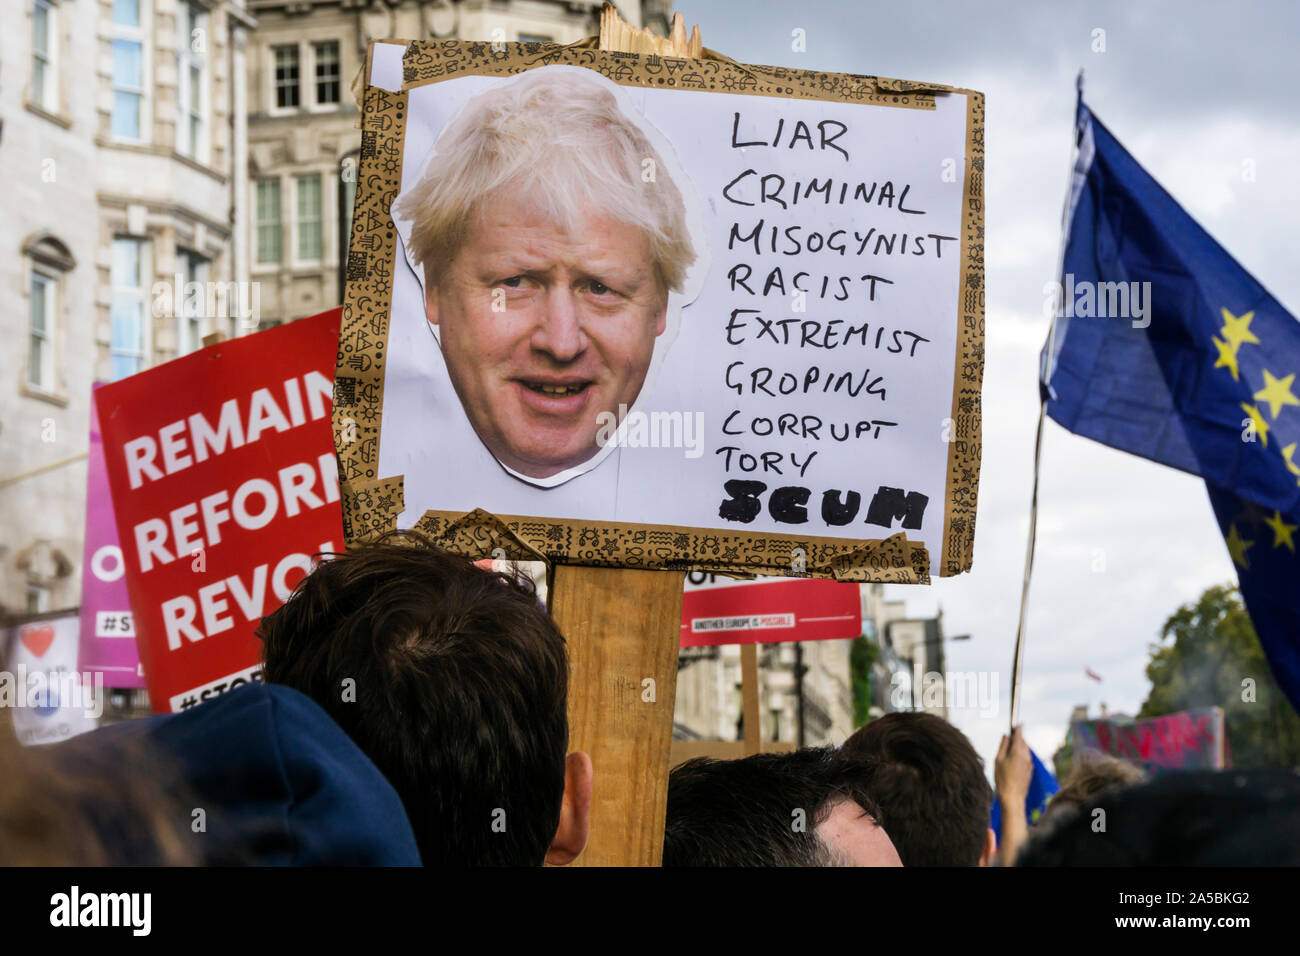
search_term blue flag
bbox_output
[991,748,1060,840]
[1042,95,1300,711]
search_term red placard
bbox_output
[680,575,863,647]
[95,309,343,713]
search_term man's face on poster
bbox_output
[424,191,669,480]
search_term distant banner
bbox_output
[681,573,861,647]
[78,383,144,688]
[1072,707,1226,771]
[3,613,100,746]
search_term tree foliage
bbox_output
[1139,583,1300,769]
[850,635,878,729]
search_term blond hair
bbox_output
[396,68,696,293]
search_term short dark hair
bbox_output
[258,532,569,866]
[839,712,992,866]
[663,747,882,866]
[1018,770,1300,866]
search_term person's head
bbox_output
[257,533,591,866]
[1017,769,1300,866]
[840,712,995,866]
[1038,750,1146,829]
[394,67,698,481]
[663,747,902,866]
[0,701,193,866]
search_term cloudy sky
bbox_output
[677,0,1300,769]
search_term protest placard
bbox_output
[335,39,984,583]
[78,384,143,689]
[95,309,343,714]
[681,572,861,647]
[2,612,100,746]
[1072,707,1227,771]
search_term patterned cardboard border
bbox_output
[332,41,985,583]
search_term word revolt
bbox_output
[162,539,335,650]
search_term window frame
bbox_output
[293,173,324,266]
[175,248,208,356]
[31,0,60,113]
[109,0,152,143]
[175,1,210,162]
[254,177,284,269]
[109,236,152,381]
[27,269,58,392]
[310,39,341,110]
[270,43,301,113]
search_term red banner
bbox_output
[681,575,862,647]
[95,309,343,713]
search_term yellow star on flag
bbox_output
[1225,523,1254,569]
[1253,370,1300,420]
[1220,307,1260,353]
[1241,403,1271,447]
[1212,337,1240,381]
[1264,511,1298,552]
[1284,443,1300,478]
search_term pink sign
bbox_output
[78,383,144,688]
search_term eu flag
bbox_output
[991,747,1060,841]
[1042,94,1300,711]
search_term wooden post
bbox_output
[550,565,684,866]
[542,4,703,868]
[741,644,760,756]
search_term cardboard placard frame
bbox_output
[333,41,984,582]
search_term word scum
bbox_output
[719,479,929,529]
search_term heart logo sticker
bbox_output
[19,624,56,659]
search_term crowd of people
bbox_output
[3,533,1298,866]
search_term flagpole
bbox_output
[1009,70,1085,732]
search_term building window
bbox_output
[255,179,282,264]
[22,234,74,398]
[295,174,322,261]
[110,0,147,141]
[176,2,208,160]
[274,45,299,109]
[110,238,149,380]
[32,0,58,111]
[28,272,56,391]
[176,249,207,355]
[314,41,340,105]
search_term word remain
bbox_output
[124,371,332,490]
